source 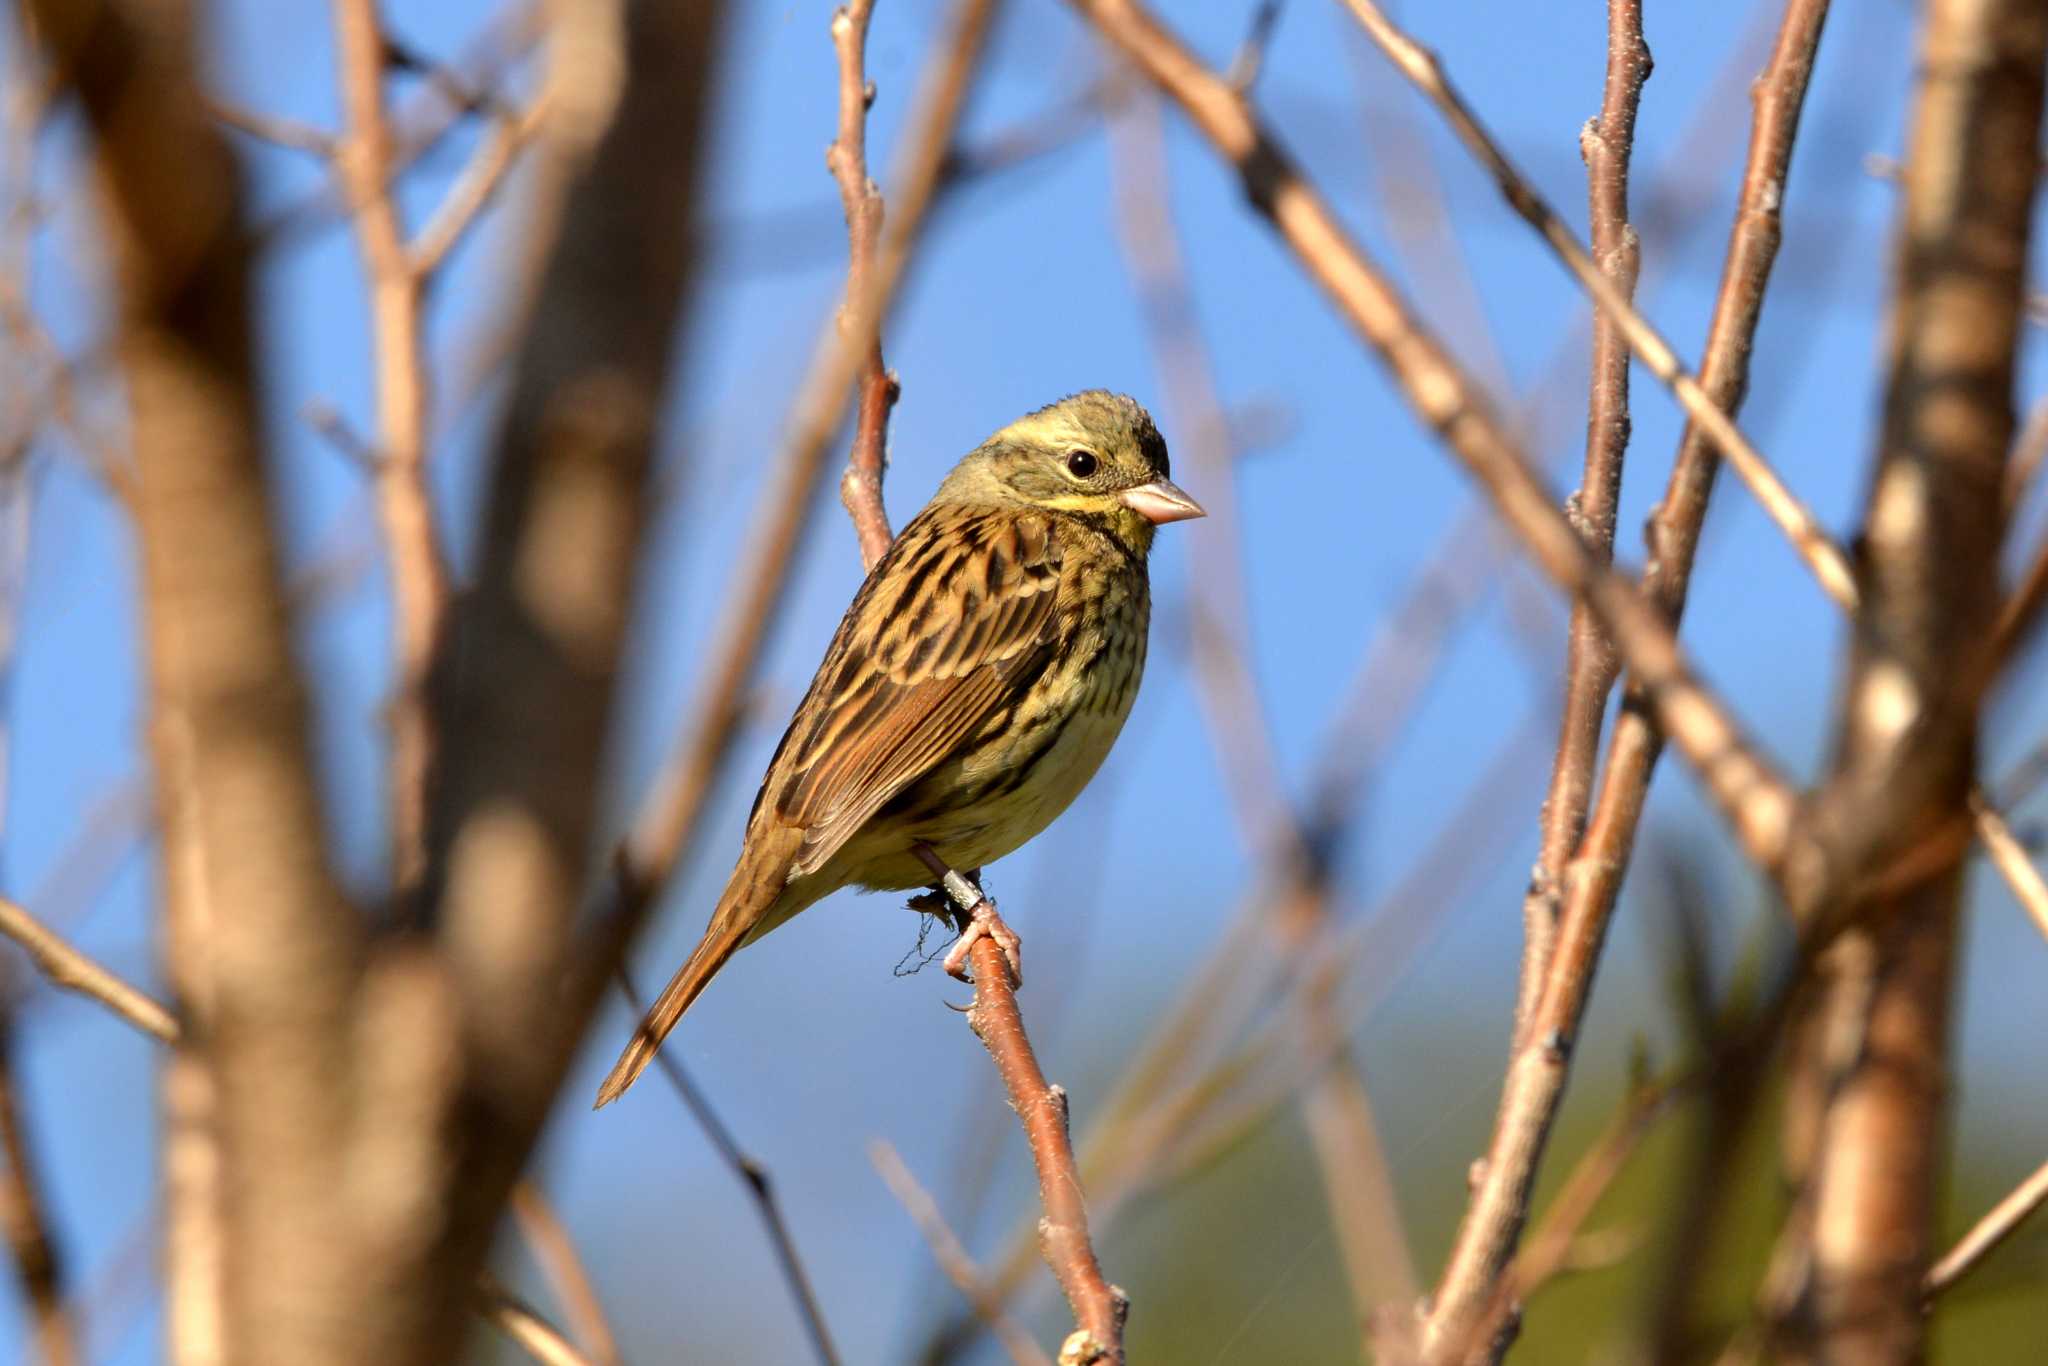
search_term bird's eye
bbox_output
[1065,449,1098,479]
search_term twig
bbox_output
[869,1140,1054,1366]
[478,1274,598,1366]
[1416,4,1834,1355]
[1337,0,1859,612]
[0,898,173,1045]
[1971,791,2048,944]
[1105,86,1413,1337]
[509,1183,620,1366]
[2005,394,2048,515]
[828,0,901,571]
[620,972,842,1366]
[926,865,1126,1366]
[1454,1073,1687,1363]
[1923,1154,2048,1299]
[333,0,451,905]
[618,0,998,918]
[1520,0,1647,1038]
[410,94,551,279]
[208,100,337,158]
[1993,518,2048,671]
[0,1017,80,1366]
[1066,0,1803,920]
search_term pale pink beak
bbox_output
[1119,479,1206,525]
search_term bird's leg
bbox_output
[911,843,1022,987]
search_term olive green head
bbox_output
[935,391,1205,553]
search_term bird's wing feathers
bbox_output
[763,507,1065,877]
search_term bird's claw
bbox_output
[942,897,1022,988]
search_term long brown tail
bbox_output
[593,832,800,1108]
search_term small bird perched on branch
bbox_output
[596,392,1202,1106]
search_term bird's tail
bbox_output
[593,833,799,1108]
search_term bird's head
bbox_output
[937,391,1204,554]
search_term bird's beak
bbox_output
[1119,479,1207,525]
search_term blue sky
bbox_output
[5,1,2047,1361]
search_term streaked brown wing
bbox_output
[759,505,1065,877]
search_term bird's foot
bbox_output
[910,845,1021,987]
[940,894,1022,988]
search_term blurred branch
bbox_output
[404,1,729,1357]
[408,95,551,279]
[1065,0,1807,938]
[1520,0,1647,1036]
[477,1274,597,1366]
[1105,87,1415,1342]
[1338,0,1858,611]
[1455,1070,1687,1363]
[1774,3,2048,1356]
[829,0,901,570]
[925,864,1126,1366]
[1923,1153,2048,1300]
[1420,4,1833,1355]
[870,1140,1054,1366]
[0,1014,80,1366]
[209,100,336,158]
[508,1184,619,1366]
[332,0,451,905]
[2005,394,2048,515]
[251,9,543,249]
[0,898,177,1043]
[28,5,364,1358]
[1970,790,2048,943]
[619,972,841,1366]
[616,0,998,937]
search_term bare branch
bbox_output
[409,95,551,280]
[1521,0,1648,1031]
[1924,1153,2048,1299]
[925,864,1126,1366]
[1417,5,1833,1353]
[0,898,177,1043]
[0,1016,81,1366]
[1065,0,1802,912]
[478,1274,597,1366]
[1971,791,2048,944]
[618,0,998,916]
[1337,0,1858,612]
[829,0,901,570]
[208,100,337,158]
[870,1140,1054,1366]
[1776,1,2048,1357]
[508,1184,619,1366]
[619,972,841,1366]
[333,0,450,905]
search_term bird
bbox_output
[595,391,1203,1107]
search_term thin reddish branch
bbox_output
[1518,0,1648,1042]
[954,906,1126,1366]
[829,0,901,571]
[618,0,997,903]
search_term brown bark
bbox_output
[1773,2,2048,1360]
